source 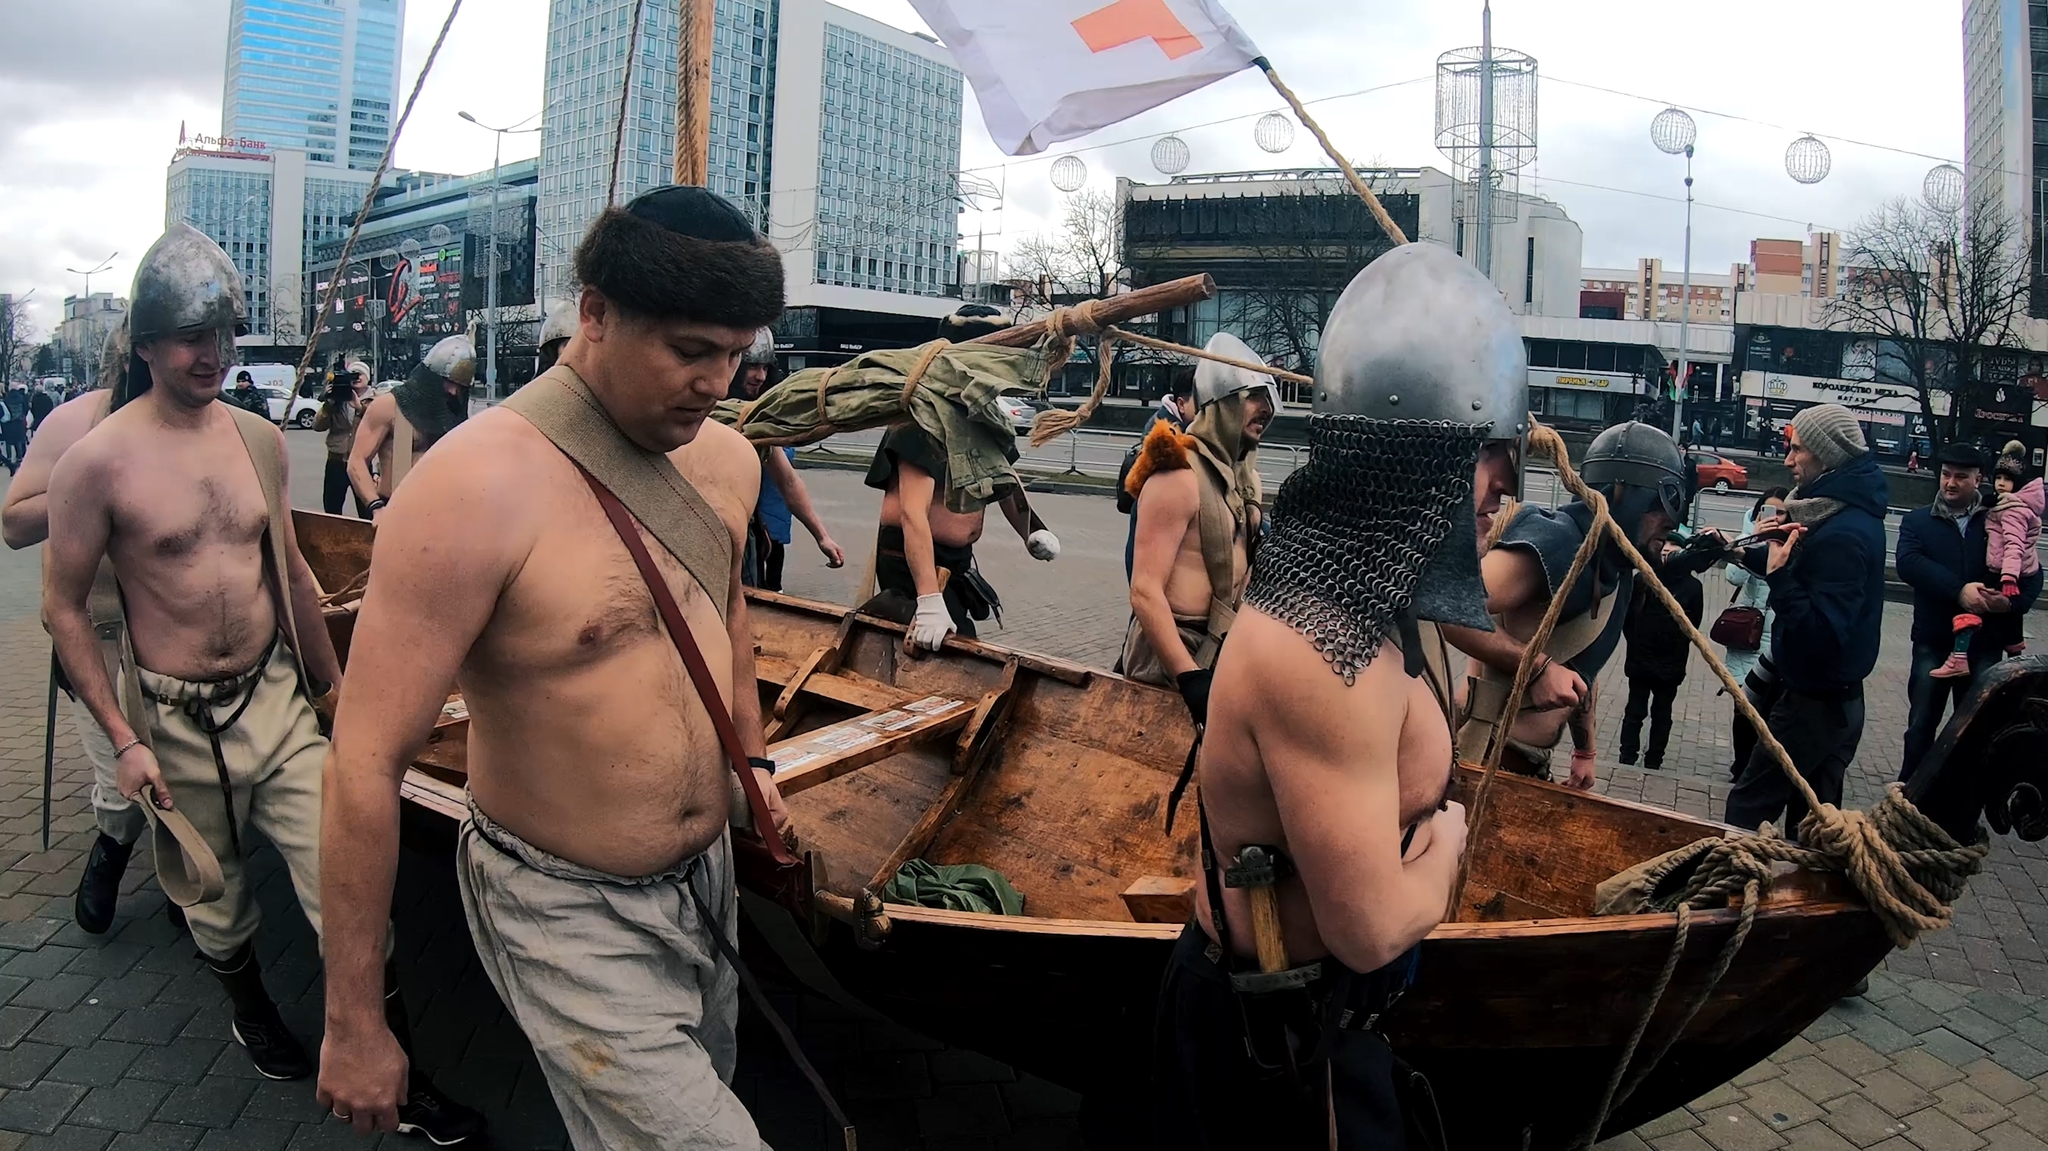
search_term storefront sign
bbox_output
[1530,368,1632,392]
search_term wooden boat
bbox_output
[295,507,2048,1148]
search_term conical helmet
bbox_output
[98,320,129,392]
[742,326,776,365]
[1582,421,1688,524]
[421,335,476,387]
[1315,241,1526,440]
[1193,332,1281,413]
[129,224,247,345]
[538,301,578,349]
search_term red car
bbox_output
[1688,451,1749,492]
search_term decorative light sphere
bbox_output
[1650,107,1696,155]
[427,224,454,245]
[1151,135,1191,176]
[1254,112,1295,154]
[1049,155,1088,193]
[1786,134,1831,185]
[1923,163,1965,214]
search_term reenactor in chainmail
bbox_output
[1154,242,1525,1147]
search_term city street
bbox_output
[0,433,2036,1149]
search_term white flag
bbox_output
[909,0,1263,156]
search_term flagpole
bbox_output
[1255,58,1409,248]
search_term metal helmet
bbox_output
[537,301,578,349]
[1193,332,1282,413]
[1314,241,1527,440]
[128,223,247,345]
[422,335,477,387]
[1581,421,1689,525]
[742,326,776,365]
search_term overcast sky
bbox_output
[0,0,1964,336]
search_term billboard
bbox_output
[313,245,467,353]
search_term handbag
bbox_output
[1710,604,1765,652]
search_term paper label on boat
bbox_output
[861,710,911,729]
[440,699,468,723]
[902,696,965,716]
[812,727,879,751]
[769,750,819,774]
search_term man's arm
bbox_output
[2,397,98,549]
[894,461,943,596]
[722,523,790,831]
[1249,622,1468,974]
[346,397,393,512]
[273,429,343,690]
[999,488,1059,560]
[317,435,527,1133]
[1128,470,1203,682]
[764,449,843,566]
[1440,545,1585,711]
[1894,515,1962,605]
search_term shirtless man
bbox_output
[39,224,481,1142]
[317,186,790,1146]
[1122,332,1275,719]
[3,324,146,934]
[1154,242,1522,1147]
[734,329,845,589]
[864,304,1059,650]
[1443,421,1688,788]
[346,334,476,518]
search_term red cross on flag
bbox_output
[908,0,1263,156]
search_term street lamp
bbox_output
[458,111,541,399]
[64,251,120,303]
[1651,108,1697,442]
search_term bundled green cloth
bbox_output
[881,859,1025,916]
[714,340,1051,513]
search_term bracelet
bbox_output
[112,738,143,759]
[747,756,777,774]
[1570,748,1597,762]
[365,497,389,513]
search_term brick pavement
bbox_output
[0,434,2035,1148]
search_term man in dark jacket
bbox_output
[1619,539,1707,770]
[27,386,55,433]
[1894,442,2010,781]
[1725,404,1889,835]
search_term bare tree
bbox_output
[268,272,306,347]
[1230,179,1401,399]
[1828,195,2034,451]
[1008,189,1129,390]
[0,297,39,386]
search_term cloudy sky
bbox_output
[0,0,1964,336]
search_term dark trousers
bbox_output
[1620,676,1681,768]
[1152,927,1411,1150]
[2,423,23,470]
[321,456,366,518]
[870,525,978,639]
[1731,667,1782,782]
[743,520,787,592]
[1900,640,2000,782]
[1724,687,1865,836]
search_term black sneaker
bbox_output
[397,1073,488,1145]
[74,834,134,935]
[230,1014,314,1081]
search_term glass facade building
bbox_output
[222,0,402,171]
[537,0,778,303]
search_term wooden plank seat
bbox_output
[766,694,975,797]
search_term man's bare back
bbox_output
[390,408,735,877]
[2,390,109,549]
[1196,608,1464,973]
[51,401,275,680]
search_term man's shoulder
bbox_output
[401,407,555,493]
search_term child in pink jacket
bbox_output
[1989,450,2043,655]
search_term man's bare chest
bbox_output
[109,451,268,563]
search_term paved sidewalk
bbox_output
[0,439,2035,1149]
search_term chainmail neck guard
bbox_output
[1245,415,1492,682]
[393,364,469,444]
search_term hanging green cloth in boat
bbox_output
[713,339,1051,513]
[881,859,1026,916]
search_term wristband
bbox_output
[747,756,777,775]
[1570,748,1597,763]
[112,738,143,760]
[365,497,389,513]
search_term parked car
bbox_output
[994,395,1044,435]
[1688,451,1749,492]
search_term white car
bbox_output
[994,396,1042,435]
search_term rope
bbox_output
[1023,317,1312,447]
[606,0,650,207]
[293,0,466,391]
[317,568,370,607]
[897,340,949,409]
[1256,60,1409,248]
[1028,332,1118,447]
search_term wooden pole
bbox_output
[1256,59,1410,249]
[965,274,1216,348]
[674,0,714,186]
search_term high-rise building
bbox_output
[222,0,404,171]
[537,0,967,353]
[1964,0,2046,314]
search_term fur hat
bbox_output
[1790,403,1867,473]
[574,186,784,329]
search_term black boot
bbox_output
[74,834,134,934]
[208,944,313,1080]
[385,962,487,1145]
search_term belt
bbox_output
[139,634,279,859]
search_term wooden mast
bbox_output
[674,0,715,185]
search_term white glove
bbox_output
[1027,528,1061,562]
[910,593,955,651]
